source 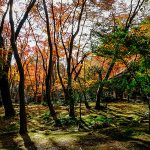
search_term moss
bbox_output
[0,102,149,149]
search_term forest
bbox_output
[0,0,150,149]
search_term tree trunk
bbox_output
[11,41,27,134]
[95,85,103,110]
[43,0,58,123]
[0,1,15,116]
[0,34,15,117]
[34,52,39,102]
[83,92,91,109]
[68,80,75,118]
[19,71,27,134]
[63,87,75,118]
[9,0,27,134]
[148,98,150,133]
[95,58,116,110]
[0,75,15,117]
[69,95,75,118]
[45,77,57,121]
[67,69,75,118]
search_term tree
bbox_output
[9,0,36,134]
[123,18,150,131]
[42,0,58,122]
[0,1,15,117]
[52,0,87,117]
[92,0,147,109]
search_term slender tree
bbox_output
[9,0,27,134]
[9,0,36,134]
[52,0,87,117]
[0,1,15,117]
[43,0,58,122]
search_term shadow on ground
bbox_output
[21,133,38,150]
[0,133,21,150]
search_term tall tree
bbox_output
[0,1,15,117]
[42,0,58,122]
[9,0,36,134]
[52,0,87,117]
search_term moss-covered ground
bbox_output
[0,102,149,150]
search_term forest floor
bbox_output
[0,101,150,150]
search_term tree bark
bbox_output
[0,2,15,117]
[43,0,58,122]
[9,0,27,134]
[95,58,116,110]
[45,77,57,121]
[83,91,91,109]
[0,38,15,117]
[34,52,39,102]
[67,75,75,118]
[148,99,150,133]
[95,85,104,110]
[0,74,15,117]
